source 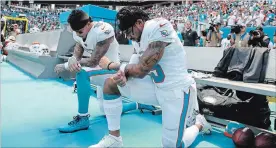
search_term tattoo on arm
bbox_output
[81,36,114,67]
[125,41,169,78]
[73,43,84,61]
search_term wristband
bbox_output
[119,63,127,73]
[64,62,69,70]
[107,62,114,70]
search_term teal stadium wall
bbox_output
[59,5,117,26]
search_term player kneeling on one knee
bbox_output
[89,6,212,148]
[54,10,156,133]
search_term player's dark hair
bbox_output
[116,6,149,31]
[67,9,92,31]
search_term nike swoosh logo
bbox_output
[159,23,166,27]
[101,26,105,30]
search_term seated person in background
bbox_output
[55,10,155,133]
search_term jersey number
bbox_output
[149,64,165,83]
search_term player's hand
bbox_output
[54,64,66,74]
[99,56,111,69]
[113,70,127,87]
[68,56,81,72]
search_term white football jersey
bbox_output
[73,21,119,63]
[132,18,194,90]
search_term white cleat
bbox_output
[196,114,212,135]
[89,135,123,148]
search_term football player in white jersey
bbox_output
[90,6,212,148]
[57,10,155,133]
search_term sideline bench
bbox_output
[7,29,76,78]
[195,77,276,97]
[185,46,276,133]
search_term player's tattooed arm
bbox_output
[73,42,84,61]
[80,36,114,67]
[124,41,169,78]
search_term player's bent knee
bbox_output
[103,78,120,95]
